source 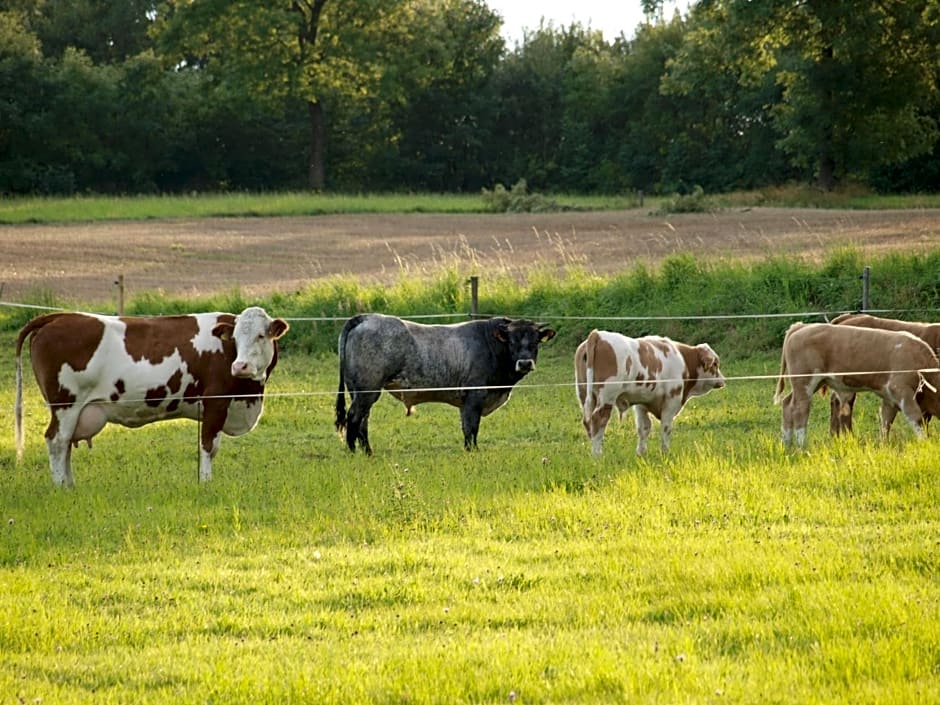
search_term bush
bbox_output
[480,179,564,213]
[653,185,714,214]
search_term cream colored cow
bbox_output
[575,330,725,456]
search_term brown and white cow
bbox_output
[15,306,289,487]
[828,313,940,434]
[774,322,940,448]
[575,330,725,456]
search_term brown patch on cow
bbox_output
[674,343,699,402]
[28,315,104,386]
[110,379,126,402]
[145,386,168,407]
[122,315,201,364]
[167,399,180,413]
[590,334,618,383]
[166,369,183,395]
[637,340,664,377]
[184,381,201,400]
[17,314,103,441]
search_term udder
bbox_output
[72,404,108,448]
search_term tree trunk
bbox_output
[817,153,836,191]
[816,43,837,192]
[308,99,325,190]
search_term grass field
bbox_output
[2,329,939,704]
[3,186,940,224]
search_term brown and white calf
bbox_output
[774,322,940,448]
[828,313,940,434]
[15,306,289,487]
[574,330,725,456]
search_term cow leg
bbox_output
[658,400,683,453]
[780,393,792,446]
[199,431,222,481]
[347,391,380,454]
[890,393,926,440]
[45,409,79,488]
[587,403,613,456]
[633,406,652,456]
[461,395,486,450]
[199,405,228,481]
[781,390,811,448]
[46,434,74,488]
[829,392,856,435]
[878,399,900,440]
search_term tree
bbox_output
[651,0,940,190]
[155,0,417,191]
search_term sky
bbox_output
[487,0,684,46]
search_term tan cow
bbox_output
[828,313,940,434]
[774,322,940,448]
[575,330,725,456]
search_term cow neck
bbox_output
[483,321,524,386]
[676,343,698,403]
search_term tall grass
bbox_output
[5,248,928,359]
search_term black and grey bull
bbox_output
[334,313,556,453]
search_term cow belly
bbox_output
[102,397,200,428]
[222,400,264,436]
[481,391,511,416]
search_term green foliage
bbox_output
[652,185,714,214]
[3,2,939,194]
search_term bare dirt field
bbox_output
[1,207,938,306]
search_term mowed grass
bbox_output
[2,334,939,705]
[0,191,644,224]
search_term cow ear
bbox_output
[212,322,235,341]
[493,322,509,343]
[697,343,719,368]
[538,325,556,343]
[268,318,290,340]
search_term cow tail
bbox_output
[773,339,789,405]
[14,333,25,461]
[581,330,599,423]
[13,314,59,461]
[335,315,363,433]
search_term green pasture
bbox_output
[2,327,939,703]
[3,186,940,224]
[0,191,642,225]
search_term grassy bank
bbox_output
[6,248,937,360]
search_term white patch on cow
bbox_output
[222,398,265,436]
[192,313,225,355]
[55,318,200,428]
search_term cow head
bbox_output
[213,306,290,381]
[494,319,556,374]
[694,343,725,392]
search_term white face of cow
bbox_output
[226,307,290,381]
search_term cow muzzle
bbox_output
[515,359,535,373]
[231,361,256,379]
